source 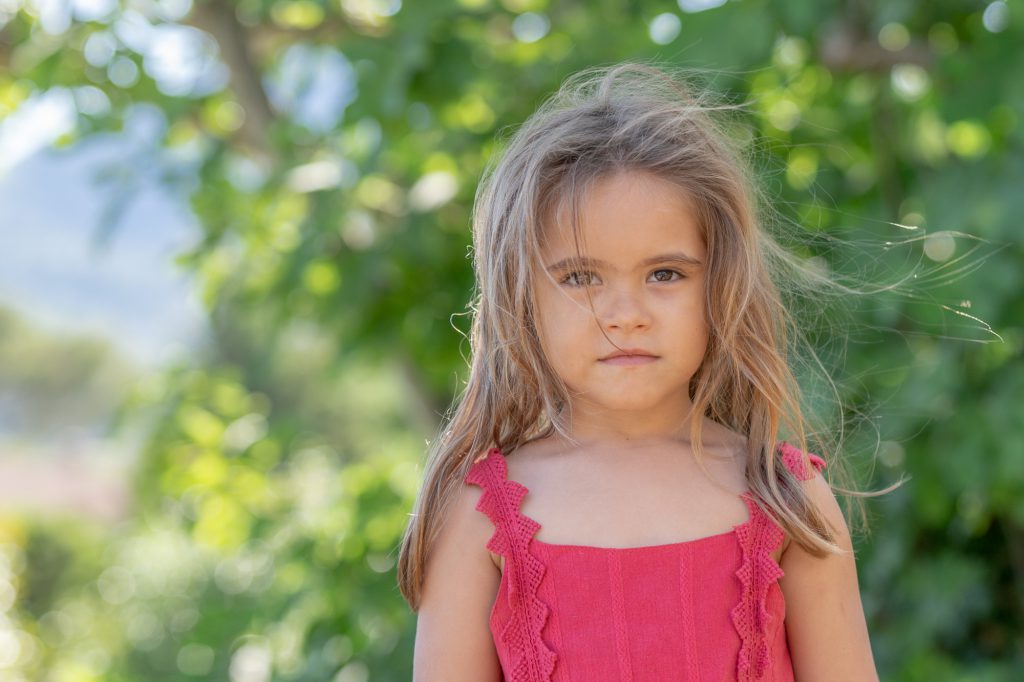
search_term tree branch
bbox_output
[188,0,278,162]
[818,20,933,73]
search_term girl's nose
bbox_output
[597,285,651,331]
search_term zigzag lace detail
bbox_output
[778,442,827,482]
[466,448,557,681]
[730,442,826,681]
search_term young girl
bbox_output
[399,62,895,681]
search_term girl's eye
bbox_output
[650,268,683,283]
[560,271,598,287]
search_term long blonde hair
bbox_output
[397,61,904,612]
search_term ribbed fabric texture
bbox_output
[465,441,826,682]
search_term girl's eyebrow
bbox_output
[545,252,704,273]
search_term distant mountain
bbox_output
[0,124,209,370]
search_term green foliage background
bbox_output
[1,0,1022,679]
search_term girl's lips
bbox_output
[599,355,659,365]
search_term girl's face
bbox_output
[534,169,709,422]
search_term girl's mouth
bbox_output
[599,354,659,365]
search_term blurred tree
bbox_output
[0,0,1021,679]
[0,305,138,436]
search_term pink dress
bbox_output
[465,441,826,682]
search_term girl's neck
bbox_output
[554,400,700,447]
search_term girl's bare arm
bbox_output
[413,481,503,681]
[780,473,881,681]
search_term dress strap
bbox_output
[778,441,827,481]
[465,448,557,681]
[730,441,826,681]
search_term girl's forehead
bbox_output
[538,171,705,260]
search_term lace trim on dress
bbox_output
[466,448,557,682]
[730,441,827,681]
[778,441,827,482]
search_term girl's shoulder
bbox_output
[668,420,826,481]
[465,439,553,504]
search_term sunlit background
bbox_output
[1,0,1022,679]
